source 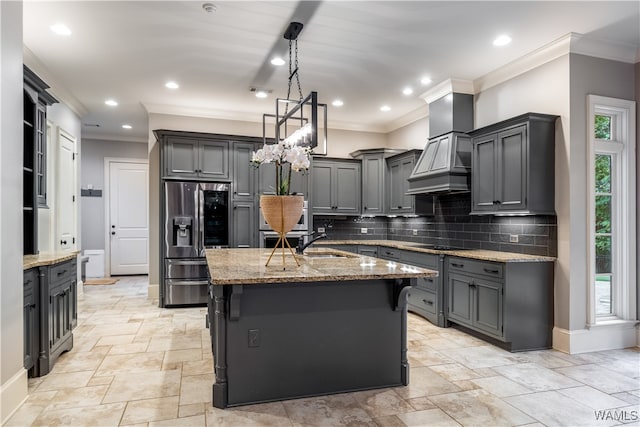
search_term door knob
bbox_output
[111,231,116,235]
[111,225,115,228]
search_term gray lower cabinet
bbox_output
[357,246,378,257]
[23,269,38,374]
[446,256,553,351]
[232,202,255,248]
[387,151,434,215]
[470,113,557,215]
[311,158,361,215]
[401,251,444,327]
[23,256,77,377]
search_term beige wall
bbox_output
[474,55,571,330]
[387,117,429,151]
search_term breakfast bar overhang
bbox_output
[206,248,437,409]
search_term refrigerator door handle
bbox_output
[198,184,205,257]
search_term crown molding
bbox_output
[382,104,429,133]
[23,46,88,117]
[419,78,475,104]
[81,131,148,144]
[570,33,640,64]
[474,32,640,94]
[474,33,572,93]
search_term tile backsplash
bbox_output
[313,193,557,257]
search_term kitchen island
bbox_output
[205,247,437,409]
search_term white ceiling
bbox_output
[23,1,640,143]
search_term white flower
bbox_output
[250,140,312,195]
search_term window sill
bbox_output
[589,319,639,330]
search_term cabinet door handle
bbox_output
[397,205,402,209]
[451,262,464,268]
[25,279,32,285]
[426,278,434,283]
[469,281,476,288]
[484,268,500,274]
[363,206,368,210]
[57,269,67,276]
[423,299,434,306]
[60,240,67,245]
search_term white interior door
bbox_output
[56,130,76,250]
[109,161,149,275]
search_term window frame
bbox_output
[586,95,636,325]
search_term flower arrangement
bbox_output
[251,140,312,195]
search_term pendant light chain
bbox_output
[294,39,303,100]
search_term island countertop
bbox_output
[206,247,438,285]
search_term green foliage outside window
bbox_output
[595,115,611,140]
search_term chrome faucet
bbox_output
[296,232,328,254]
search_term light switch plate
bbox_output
[317,227,325,233]
[412,229,418,236]
[509,234,519,243]
[360,228,368,234]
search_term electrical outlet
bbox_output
[412,229,418,236]
[360,228,368,234]
[248,329,260,347]
[317,227,325,233]
[509,234,519,243]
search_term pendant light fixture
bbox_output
[263,21,327,154]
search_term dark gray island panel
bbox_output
[211,279,411,408]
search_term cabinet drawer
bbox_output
[401,251,439,269]
[407,287,437,316]
[357,246,379,257]
[416,275,438,292]
[50,260,76,286]
[378,248,401,261]
[448,257,503,279]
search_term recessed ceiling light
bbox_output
[270,57,285,66]
[402,87,413,96]
[332,99,344,107]
[50,23,71,36]
[122,124,132,129]
[493,34,512,46]
[255,90,268,98]
[420,76,432,85]
[165,81,179,89]
[380,105,391,112]
[202,3,217,13]
[105,99,118,107]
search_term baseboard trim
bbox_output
[148,283,159,300]
[1,368,28,424]
[553,321,639,354]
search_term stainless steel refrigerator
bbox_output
[163,181,230,306]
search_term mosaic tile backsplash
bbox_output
[313,193,557,257]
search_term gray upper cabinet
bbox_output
[232,141,257,200]
[387,151,434,215]
[361,153,385,214]
[164,136,229,180]
[350,148,403,216]
[470,113,558,215]
[311,158,361,215]
[258,162,309,197]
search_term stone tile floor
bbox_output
[6,276,640,426]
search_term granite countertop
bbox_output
[316,239,556,263]
[206,247,438,286]
[23,251,80,270]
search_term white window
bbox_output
[587,95,636,325]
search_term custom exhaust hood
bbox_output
[407,80,474,195]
